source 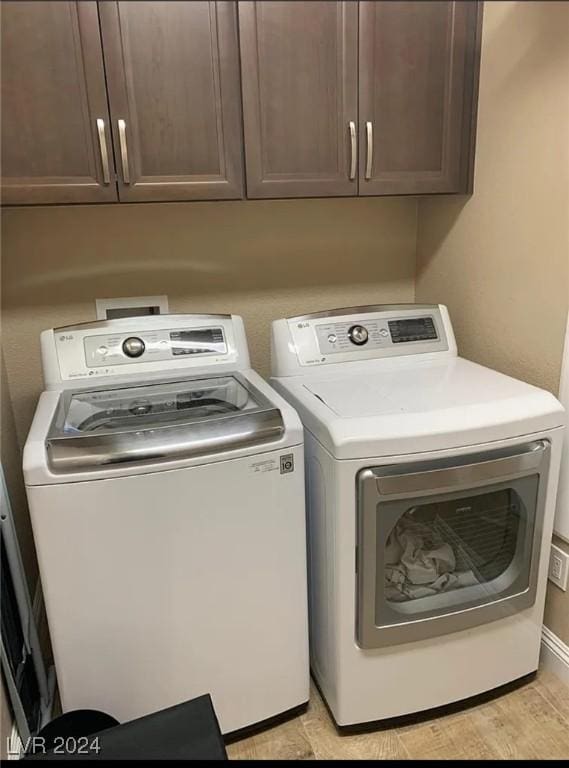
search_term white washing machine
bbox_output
[24,314,309,734]
[270,304,565,727]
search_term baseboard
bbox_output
[540,626,569,686]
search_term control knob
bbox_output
[122,336,145,358]
[348,325,369,346]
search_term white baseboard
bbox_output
[540,626,569,686]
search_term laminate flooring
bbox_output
[227,670,569,760]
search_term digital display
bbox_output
[388,317,438,344]
[170,328,225,356]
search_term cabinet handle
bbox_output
[117,119,130,184]
[349,121,357,180]
[96,118,110,185]
[365,121,373,180]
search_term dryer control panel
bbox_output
[314,315,439,356]
[271,305,456,375]
[42,315,250,389]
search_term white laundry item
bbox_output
[430,569,480,592]
[385,530,403,565]
[394,569,480,601]
[399,533,455,585]
[384,517,480,602]
[385,564,406,585]
[397,521,456,584]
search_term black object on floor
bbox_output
[23,694,227,761]
[27,710,120,755]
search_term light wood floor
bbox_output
[227,671,569,760]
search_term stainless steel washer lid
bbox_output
[46,373,284,472]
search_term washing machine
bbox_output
[24,314,309,734]
[270,303,565,727]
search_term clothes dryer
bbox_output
[271,304,564,726]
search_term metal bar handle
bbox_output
[374,440,548,497]
[117,119,130,184]
[365,121,373,180]
[96,118,110,184]
[46,409,285,473]
[349,121,357,180]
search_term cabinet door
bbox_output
[359,1,481,195]
[239,1,358,199]
[99,1,244,203]
[1,1,117,205]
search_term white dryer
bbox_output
[24,314,309,734]
[270,304,565,727]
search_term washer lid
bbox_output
[46,373,284,472]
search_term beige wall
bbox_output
[416,1,569,642]
[2,196,417,447]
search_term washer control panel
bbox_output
[285,305,449,367]
[83,326,227,368]
[47,315,242,385]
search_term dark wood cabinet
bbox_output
[1,0,482,205]
[99,1,244,202]
[239,1,358,199]
[359,1,481,195]
[240,0,481,198]
[1,1,117,205]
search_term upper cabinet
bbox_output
[359,1,480,195]
[1,1,117,204]
[240,0,481,198]
[238,1,358,198]
[99,1,244,202]
[1,1,482,205]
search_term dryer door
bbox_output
[356,440,550,649]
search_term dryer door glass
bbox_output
[356,441,550,649]
[381,481,535,610]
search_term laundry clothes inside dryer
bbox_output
[383,489,524,603]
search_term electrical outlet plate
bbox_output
[548,543,569,591]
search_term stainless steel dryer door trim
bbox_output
[374,441,547,497]
[356,440,550,649]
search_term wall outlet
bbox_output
[548,544,569,591]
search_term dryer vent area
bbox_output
[381,482,537,615]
